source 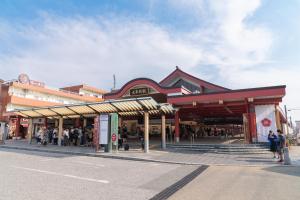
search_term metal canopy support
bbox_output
[86,105,100,114]
[32,109,47,118]
[66,106,83,117]
[49,108,63,118]
[108,102,122,112]
[161,114,166,149]
[17,111,29,118]
[144,112,149,153]
[9,97,173,119]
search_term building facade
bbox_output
[0,74,106,139]
[105,67,286,143]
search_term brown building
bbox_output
[0,74,106,139]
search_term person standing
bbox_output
[73,128,79,146]
[277,129,286,162]
[78,127,83,146]
[267,130,278,158]
[63,129,69,146]
[53,128,58,145]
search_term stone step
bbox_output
[167,144,268,149]
[166,144,270,154]
[168,147,270,154]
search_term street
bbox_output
[0,149,197,200]
[1,148,300,200]
[170,165,300,200]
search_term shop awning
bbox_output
[12,97,174,118]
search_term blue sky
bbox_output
[0,0,300,120]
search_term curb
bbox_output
[0,145,195,166]
[0,145,297,167]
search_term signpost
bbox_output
[98,113,118,152]
[110,113,119,151]
[112,134,117,142]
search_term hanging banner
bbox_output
[255,105,277,142]
[110,113,119,146]
[100,114,109,145]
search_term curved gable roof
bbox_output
[104,78,183,99]
[160,67,230,92]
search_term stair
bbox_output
[166,143,270,154]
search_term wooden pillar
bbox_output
[161,114,166,149]
[175,110,180,143]
[58,117,63,146]
[27,119,33,144]
[54,119,58,128]
[144,112,149,153]
[83,118,87,128]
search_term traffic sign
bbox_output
[112,133,117,142]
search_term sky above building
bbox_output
[0,0,300,121]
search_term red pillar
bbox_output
[93,116,100,152]
[175,110,180,143]
[249,112,257,143]
[246,102,257,143]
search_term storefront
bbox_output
[104,67,287,144]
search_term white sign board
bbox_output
[255,105,277,142]
[100,115,109,145]
[0,122,5,141]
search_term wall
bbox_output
[255,105,277,142]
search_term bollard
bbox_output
[284,147,292,165]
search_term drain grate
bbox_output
[150,165,209,200]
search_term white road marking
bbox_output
[12,166,109,184]
[40,158,56,162]
[72,161,105,167]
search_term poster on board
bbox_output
[100,114,109,145]
[255,105,277,142]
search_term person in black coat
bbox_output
[268,130,278,158]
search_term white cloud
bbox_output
[0,0,299,120]
[0,15,203,89]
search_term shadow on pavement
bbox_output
[0,147,79,158]
[263,166,300,177]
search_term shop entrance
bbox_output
[177,116,245,144]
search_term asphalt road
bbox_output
[170,165,300,200]
[0,149,198,200]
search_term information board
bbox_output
[100,114,109,145]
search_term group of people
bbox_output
[268,129,287,162]
[62,127,93,146]
[35,126,93,147]
[179,125,239,140]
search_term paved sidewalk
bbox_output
[1,140,300,166]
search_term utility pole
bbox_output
[284,105,289,135]
[113,74,116,91]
